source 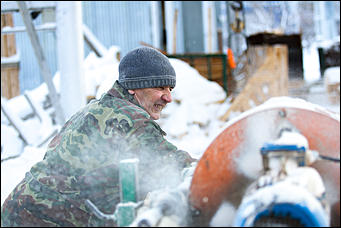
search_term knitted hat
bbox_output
[118,46,176,90]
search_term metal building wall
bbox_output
[182,1,204,53]
[10,1,153,94]
[82,1,153,57]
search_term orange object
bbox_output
[189,105,340,226]
[227,48,236,69]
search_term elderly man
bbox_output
[1,47,195,227]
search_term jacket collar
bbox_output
[107,80,141,107]
[106,80,167,136]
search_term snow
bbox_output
[1,23,56,33]
[210,201,236,227]
[1,52,20,64]
[303,42,321,82]
[324,67,341,84]
[1,42,340,216]
[269,131,309,148]
[1,146,47,204]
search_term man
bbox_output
[1,47,195,226]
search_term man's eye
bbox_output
[157,87,173,91]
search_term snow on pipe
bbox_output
[131,189,189,227]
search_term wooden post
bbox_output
[1,13,20,99]
[172,9,178,54]
[208,7,212,53]
[56,2,86,120]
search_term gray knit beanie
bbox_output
[118,46,176,90]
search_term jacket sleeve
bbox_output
[125,119,198,197]
[128,119,196,168]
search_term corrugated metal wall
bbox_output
[82,1,153,57]
[11,1,153,94]
[182,1,204,53]
[12,12,57,92]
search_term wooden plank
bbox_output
[1,12,20,99]
[192,57,207,65]
[1,13,17,56]
[1,67,20,99]
[193,67,225,80]
[168,53,231,93]
[172,9,178,53]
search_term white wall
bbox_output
[56,1,86,120]
[150,1,162,50]
[202,1,218,53]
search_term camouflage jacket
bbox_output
[1,81,195,227]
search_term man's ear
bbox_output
[128,89,135,95]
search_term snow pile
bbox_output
[1,83,59,160]
[84,46,120,98]
[1,125,24,159]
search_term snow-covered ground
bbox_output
[1,41,340,220]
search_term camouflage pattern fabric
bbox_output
[1,81,195,227]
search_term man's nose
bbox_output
[161,89,172,103]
